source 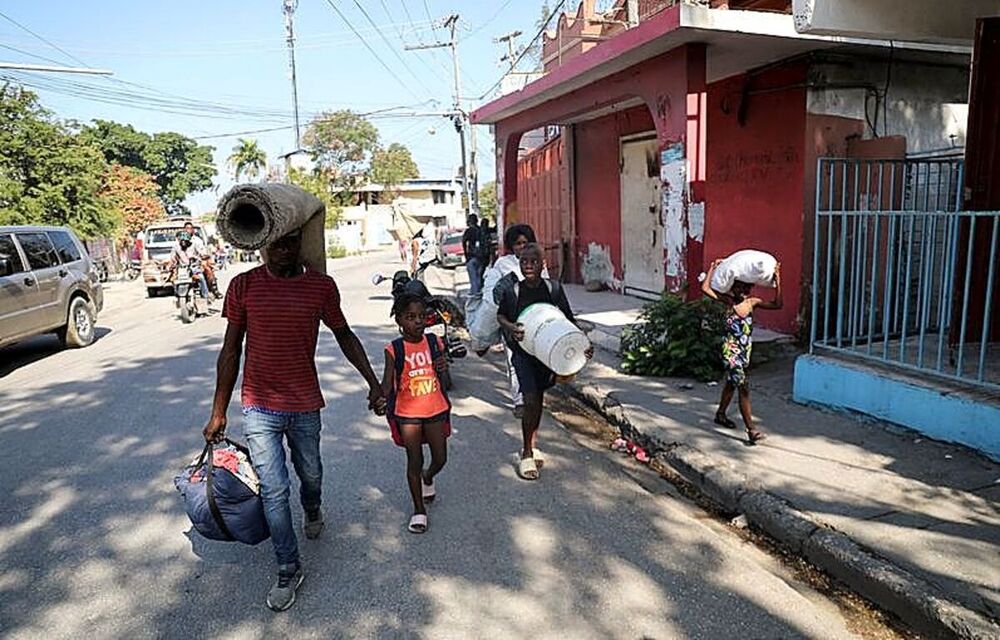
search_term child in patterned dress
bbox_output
[702,259,782,445]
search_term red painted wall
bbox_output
[704,63,807,334]
[516,136,567,276]
[573,105,656,283]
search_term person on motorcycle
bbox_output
[168,231,211,302]
[176,222,222,298]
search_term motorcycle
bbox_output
[126,258,141,281]
[372,261,467,388]
[175,258,210,323]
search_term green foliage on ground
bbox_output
[620,294,726,382]
[326,240,348,259]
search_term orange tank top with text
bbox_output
[387,337,450,419]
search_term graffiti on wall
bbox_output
[660,142,687,282]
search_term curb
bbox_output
[567,378,1000,640]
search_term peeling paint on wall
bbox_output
[660,143,687,281]
[688,202,704,241]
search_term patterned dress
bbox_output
[722,311,753,387]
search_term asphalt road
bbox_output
[1,253,867,639]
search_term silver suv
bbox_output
[0,225,104,349]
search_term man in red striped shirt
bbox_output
[202,227,385,612]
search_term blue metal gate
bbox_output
[810,158,1000,391]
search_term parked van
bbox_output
[141,218,206,297]
[0,225,104,349]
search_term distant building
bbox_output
[328,178,466,253]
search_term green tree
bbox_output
[302,110,379,184]
[370,142,419,201]
[227,137,267,181]
[478,180,498,219]
[83,120,216,208]
[0,85,116,238]
[287,167,342,228]
[101,164,166,236]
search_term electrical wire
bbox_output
[378,0,451,88]
[321,0,423,101]
[349,0,426,90]
[462,0,517,41]
[476,0,567,101]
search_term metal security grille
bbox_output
[810,158,1000,391]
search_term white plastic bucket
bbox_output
[517,303,590,376]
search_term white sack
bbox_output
[710,249,777,293]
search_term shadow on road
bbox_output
[0,327,113,378]
[0,315,843,638]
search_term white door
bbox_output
[620,136,663,297]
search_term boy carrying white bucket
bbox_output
[497,243,593,480]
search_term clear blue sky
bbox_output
[0,0,549,214]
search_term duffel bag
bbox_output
[174,439,269,545]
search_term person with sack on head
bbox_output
[702,257,782,445]
[202,226,386,612]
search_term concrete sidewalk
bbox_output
[427,265,1000,637]
[565,284,1000,637]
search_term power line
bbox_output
[476,0,567,101]
[321,0,423,101]
[463,0,517,41]
[378,0,451,87]
[348,0,426,89]
[0,8,91,68]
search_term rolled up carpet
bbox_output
[217,183,327,274]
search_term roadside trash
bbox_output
[678,383,694,390]
[913,438,923,444]
[944,454,953,459]
[706,381,718,387]
[730,514,749,529]
[610,437,650,463]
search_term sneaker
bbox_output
[304,509,325,540]
[266,564,304,612]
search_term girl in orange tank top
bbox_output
[381,293,451,534]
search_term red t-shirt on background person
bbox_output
[223,265,347,413]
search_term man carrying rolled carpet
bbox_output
[202,226,387,611]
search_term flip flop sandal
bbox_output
[408,514,428,534]
[533,448,545,469]
[421,478,436,502]
[747,430,767,445]
[714,414,738,429]
[518,456,539,481]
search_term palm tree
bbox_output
[227,138,267,181]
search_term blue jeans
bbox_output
[243,408,323,567]
[466,257,483,296]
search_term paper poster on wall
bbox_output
[660,143,687,279]
[688,202,705,242]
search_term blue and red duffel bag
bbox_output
[174,438,269,545]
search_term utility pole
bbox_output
[283,0,302,151]
[405,14,478,216]
[495,30,523,70]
